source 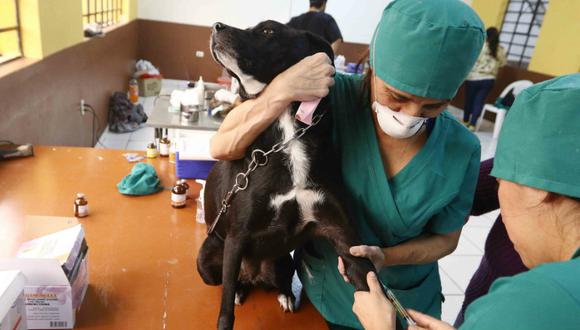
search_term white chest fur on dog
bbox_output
[270,109,325,222]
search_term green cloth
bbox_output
[461,247,580,330]
[117,163,162,195]
[297,73,481,328]
[369,0,485,100]
[491,74,580,198]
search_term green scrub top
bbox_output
[297,73,481,328]
[461,247,580,330]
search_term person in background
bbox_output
[352,74,580,330]
[211,0,485,328]
[462,27,507,131]
[287,0,343,53]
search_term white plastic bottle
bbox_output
[196,76,205,106]
[195,179,206,224]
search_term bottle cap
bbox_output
[77,193,85,198]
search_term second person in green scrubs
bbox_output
[210,0,485,328]
[352,74,580,330]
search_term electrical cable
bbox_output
[82,103,106,148]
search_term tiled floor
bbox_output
[97,80,501,325]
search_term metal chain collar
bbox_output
[207,112,325,236]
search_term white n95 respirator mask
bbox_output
[372,101,427,139]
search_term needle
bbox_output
[379,280,417,326]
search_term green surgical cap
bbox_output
[117,163,162,196]
[370,0,485,100]
[491,74,580,198]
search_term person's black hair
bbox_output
[487,27,500,59]
[310,0,326,9]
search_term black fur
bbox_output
[198,20,376,330]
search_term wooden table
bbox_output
[0,146,326,329]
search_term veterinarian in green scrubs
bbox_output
[210,0,484,328]
[297,1,485,328]
[352,74,580,330]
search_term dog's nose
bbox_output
[213,22,225,32]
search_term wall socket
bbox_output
[80,99,86,115]
[195,51,205,58]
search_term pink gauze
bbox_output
[295,99,321,125]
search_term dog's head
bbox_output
[210,20,334,100]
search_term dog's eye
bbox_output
[261,28,274,36]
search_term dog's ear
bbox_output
[305,32,335,63]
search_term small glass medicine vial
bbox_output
[159,138,170,157]
[171,182,187,208]
[146,142,158,158]
[74,193,89,218]
[169,142,177,163]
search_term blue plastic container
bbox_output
[175,152,216,179]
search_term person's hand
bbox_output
[353,272,396,330]
[407,310,455,330]
[338,245,385,282]
[264,52,335,104]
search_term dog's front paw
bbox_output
[234,292,244,306]
[277,294,295,312]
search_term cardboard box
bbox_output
[0,270,27,330]
[0,217,89,329]
[138,77,162,97]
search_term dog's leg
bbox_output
[315,224,375,292]
[218,236,246,330]
[274,254,296,312]
[196,235,224,285]
[314,202,376,292]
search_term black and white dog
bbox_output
[198,20,376,330]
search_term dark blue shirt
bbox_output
[287,12,342,44]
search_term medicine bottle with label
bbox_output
[171,182,187,208]
[146,142,158,158]
[74,193,89,218]
[159,138,170,157]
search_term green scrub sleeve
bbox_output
[460,272,579,330]
[428,145,481,234]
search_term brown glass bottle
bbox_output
[171,183,187,208]
[74,193,89,217]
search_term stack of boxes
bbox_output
[0,270,27,330]
[0,217,89,329]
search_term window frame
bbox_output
[499,0,549,68]
[82,0,124,28]
[0,0,24,65]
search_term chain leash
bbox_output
[207,113,325,236]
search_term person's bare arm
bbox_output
[338,229,461,280]
[380,229,461,266]
[210,53,335,160]
[331,39,342,54]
